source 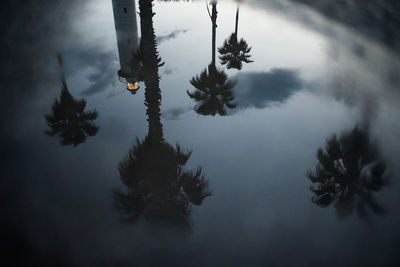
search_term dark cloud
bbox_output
[248,0,400,55]
[79,52,118,96]
[287,0,400,53]
[162,106,192,120]
[162,66,178,76]
[156,28,191,44]
[231,68,304,112]
[0,1,83,265]
[1,0,79,117]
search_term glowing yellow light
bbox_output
[127,82,139,91]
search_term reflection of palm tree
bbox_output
[188,64,236,116]
[219,33,253,70]
[129,41,165,83]
[114,139,211,227]
[218,7,253,70]
[187,2,237,116]
[307,126,387,219]
[210,1,218,67]
[114,0,211,227]
[45,55,99,147]
[138,0,165,144]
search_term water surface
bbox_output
[1,0,400,266]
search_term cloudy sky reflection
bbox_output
[1,0,400,266]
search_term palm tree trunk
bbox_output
[235,7,239,37]
[138,0,163,144]
[211,3,217,67]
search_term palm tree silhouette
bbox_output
[187,1,237,116]
[188,64,236,116]
[114,139,211,227]
[45,54,99,147]
[113,0,211,227]
[218,7,253,70]
[307,126,387,219]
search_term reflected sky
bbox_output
[232,68,303,111]
[1,0,400,266]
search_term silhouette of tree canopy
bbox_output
[113,0,211,228]
[114,138,211,227]
[188,64,236,116]
[307,126,387,219]
[218,7,253,70]
[45,55,99,147]
[187,2,237,116]
[219,33,253,70]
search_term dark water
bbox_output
[1,0,400,266]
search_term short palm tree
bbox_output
[45,55,99,146]
[218,7,253,70]
[307,126,387,219]
[188,64,236,116]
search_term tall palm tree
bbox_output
[138,0,164,144]
[210,1,218,67]
[307,126,387,219]
[114,0,211,227]
[187,1,237,116]
[45,55,99,147]
[218,7,253,70]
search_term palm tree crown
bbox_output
[218,33,253,70]
[187,64,237,116]
[307,126,387,219]
[45,79,99,147]
[113,138,211,227]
